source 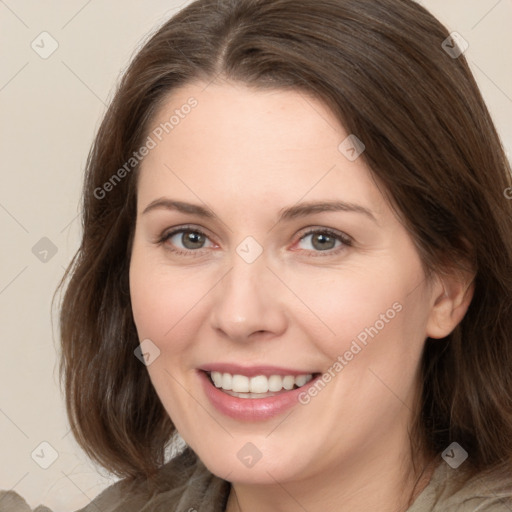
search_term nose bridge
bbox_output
[210,246,286,340]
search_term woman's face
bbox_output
[129,80,441,485]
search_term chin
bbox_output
[190,438,309,485]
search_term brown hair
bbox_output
[58,0,512,489]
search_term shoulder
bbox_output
[0,491,52,512]
[0,449,229,512]
[76,447,230,512]
[408,461,512,512]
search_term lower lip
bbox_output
[198,370,320,421]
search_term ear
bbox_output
[425,268,475,339]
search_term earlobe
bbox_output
[425,271,475,339]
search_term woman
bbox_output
[2,0,511,510]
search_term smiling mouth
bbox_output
[205,370,320,399]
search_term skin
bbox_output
[129,79,474,512]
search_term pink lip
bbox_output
[197,370,320,421]
[199,363,316,377]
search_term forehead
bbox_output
[137,80,386,218]
[147,81,342,161]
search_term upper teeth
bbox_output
[210,371,313,393]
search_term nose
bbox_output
[209,251,288,343]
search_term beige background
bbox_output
[0,1,511,510]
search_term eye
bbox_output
[157,225,352,257]
[295,228,352,255]
[158,226,215,255]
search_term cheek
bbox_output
[129,248,214,358]
[130,267,173,343]
[129,252,208,426]
[287,258,426,359]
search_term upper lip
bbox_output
[199,363,318,377]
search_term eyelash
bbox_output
[157,225,352,258]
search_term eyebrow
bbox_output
[142,198,377,223]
